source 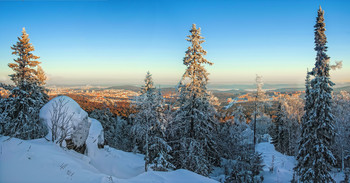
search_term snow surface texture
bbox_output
[0,136,218,183]
[256,141,345,183]
[86,118,104,156]
[39,96,91,147]
[256,142,296,183]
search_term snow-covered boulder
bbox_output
[39,96,91,152]
[86,118,104,157]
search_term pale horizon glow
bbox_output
[0,0,349,86]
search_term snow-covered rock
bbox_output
[39,96,91,149]
[86,118,104,157]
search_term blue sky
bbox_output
[0,0,349,86]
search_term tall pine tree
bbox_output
[0,28,48,139]
[169,24,218,176]
[294,6,336,183]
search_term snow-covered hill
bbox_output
[0,136,218,183]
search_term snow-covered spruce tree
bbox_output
[0,28,48,139]
[141,71,155,95]
[148,88,175,171]
[131,71,156,153]
[169,24,219,176]
[271,95,303,156]
[271,101,289,154]
[294,6,336,183]
[131,72,173,171]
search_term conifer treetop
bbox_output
[141,71,155,95]
[9,27,41,86]
[313,6,330,77]
[184,24,212,66]
[182,24,212,93]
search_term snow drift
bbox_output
[0,136,218,183]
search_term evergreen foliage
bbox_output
[8,28,40,86]
[295,6,336,182]
[0,28,48,139]
[224,152,264,183]
[131,72,174,171]
[271,95,303,156]
[271,102,289,154]
[218,106,249,160]
[36,65,47,86]
[304,70,312,122]
[169,24,219,176]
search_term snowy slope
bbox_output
[0,136,218,183]
[256,142,345,183]
[256,142,296,183]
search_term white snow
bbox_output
[1,95,218,183]
[0,136,218,183]
[86,117,104,157]
[40,96,91,147]
[256,142,296,183]
[256,141,345,183]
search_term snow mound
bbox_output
[40,96,91,148]
[86,118,105,157]
[0,136,218,183]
